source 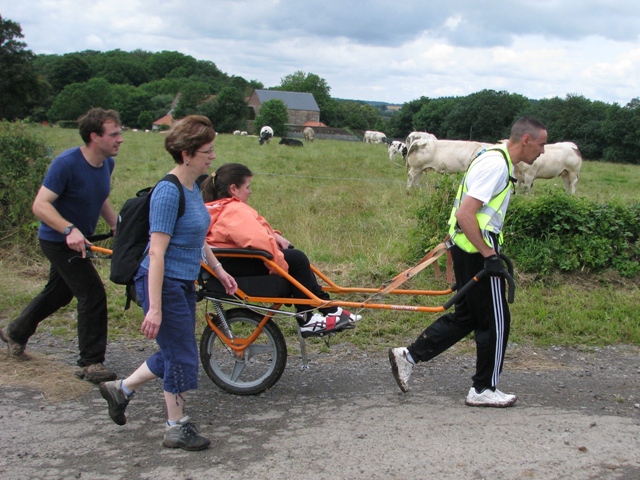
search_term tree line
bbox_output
[2,14,639,163]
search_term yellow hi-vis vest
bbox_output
[447,145,515,253]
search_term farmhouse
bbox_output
[248,89,320,126]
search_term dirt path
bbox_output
[1,334,639,479]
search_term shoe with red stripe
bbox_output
[299,307,361,338]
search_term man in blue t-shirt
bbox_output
[1,108,122,384]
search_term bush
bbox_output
[412,183,640,278]
[0,122,51,249]
[507,189,640,277]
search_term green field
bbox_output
[1,125,638,350]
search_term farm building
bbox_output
[247,90,320,126]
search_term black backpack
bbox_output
[110,174,185,309]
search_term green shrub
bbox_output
[0,121,51,249]
[412,183,640,278]
[507,189,640,277]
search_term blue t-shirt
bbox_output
[140,179,210,281]
[38,147,114,242]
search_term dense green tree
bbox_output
[110,85,153,128]
[137,111,155,130]
[388,97,430,139]
[526,94,608,159]
[172,81,210,119]
[200,86,247,133]
[92,49,150,86]
[0,15,40,120]
[443,90,529,142]
[47,78,116,122]
[148,50,198,80]
[601,99,640,164]
[254,99,288,136]
[410,97,456,139]
[47,54,92,93]
[275,71,332,123]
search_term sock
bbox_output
[121,381,134,397]
[167,419,177,427]
[405,351,416,365]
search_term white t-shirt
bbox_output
[464,151,509,205]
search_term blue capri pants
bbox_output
[134,269,199,394]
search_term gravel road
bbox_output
[1,333,639,479]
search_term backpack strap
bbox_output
[158,173,186,219]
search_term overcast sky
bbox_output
[2,1,639,106]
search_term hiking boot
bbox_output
[99,380,132,426]
[0,327,28,360]
[388,347,413,393]
[163,417,211,451]
[75,363,117,384]
[465,387,517,408]
[299,307,361,338]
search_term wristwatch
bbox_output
[63,225,76,236]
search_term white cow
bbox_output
[364,130,387,144]
[388,141,407,163]
[303,126,315,142]
[233,130,241,135]
[514,141,582,194]
[406,137,492,188]
[405,131,435,148]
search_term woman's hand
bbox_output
[274,232,291,249]
[216,267,238,295]
[141,310,162,339]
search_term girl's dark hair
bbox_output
[201,163,253,202]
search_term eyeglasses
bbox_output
[197,146,215,155]
[104,130,123,138]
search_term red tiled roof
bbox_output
[303,121,327,127]
[153,113,173,126]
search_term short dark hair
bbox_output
[164,115,216,164]
[201,163,253,203]
[510,116,547,141]
[78,108,121,145]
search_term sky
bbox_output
[2,1,640,106]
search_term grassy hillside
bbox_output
[0,125,638,349]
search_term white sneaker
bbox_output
[388,347,413,393]
[299,307,358,338]
[465,387,517,407]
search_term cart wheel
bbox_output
[200,308,287,395]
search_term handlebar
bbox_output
[442,254,516,310]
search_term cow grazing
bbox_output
[406,137,491,188]
[514,141,582,194]
[363,130,387,144]
[303,126,315,142]
[233,130,241,135]
[240,131,248,136]
[279,137,303,147]
[388,141,407,163]
[259,126,274,145]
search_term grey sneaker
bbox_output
[465,387,517,408]
[388,347,413,393]
[75,363,117,384]
[99,380,132,426]
[163,417,210,451]
[0,327,28,360]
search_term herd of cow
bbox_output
[364,129,583,194]
[237,126,582,194]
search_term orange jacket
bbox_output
[205,197,288,274]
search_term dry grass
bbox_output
[0,349,92,402]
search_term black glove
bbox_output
[484,254,505,276]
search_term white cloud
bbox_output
[2,0,640,104]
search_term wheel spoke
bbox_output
[229,358,246,382]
